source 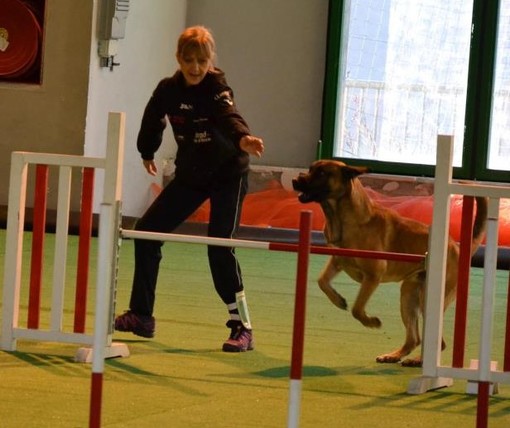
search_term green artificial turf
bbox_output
[0,230,509,427]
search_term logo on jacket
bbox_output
[214,91,234,106]
[194,131,211,144]
[179,103,193,111]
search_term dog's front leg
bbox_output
[318,257,348,310]
[351,276,382,328]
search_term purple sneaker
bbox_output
[114,311,155,338]
[222,320,254,352]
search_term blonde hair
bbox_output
[176,26,216,63]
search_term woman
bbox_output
[114,26,264,352]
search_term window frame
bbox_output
[320,0,506,182]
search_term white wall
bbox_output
[186,0,329,168]
[85,0,186,216]
[85,0,329,217]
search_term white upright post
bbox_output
[1,154,28,351]
[408,135,455,394]
[76,111,128,362]
[478,199,500,380]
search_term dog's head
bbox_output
[292,160,368,203]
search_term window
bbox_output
[488,0,510,171]
[322,0,509,181]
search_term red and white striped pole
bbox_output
[89,202,117,428]
[287,210,312,428]
[89,112,126,428]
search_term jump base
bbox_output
[407,376,453,395]
[75,342,130,363]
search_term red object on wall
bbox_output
[0,0,42,79]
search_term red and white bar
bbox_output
[121,229,425,263]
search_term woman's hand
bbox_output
[240,135,264,158]
[143,159,158,176]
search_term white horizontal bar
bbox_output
[121,229,271,250]
[449,182,510,199]
[436,366,510,383]
[12,328,94,345]
[14,152,106,169]
[491,371,510,383]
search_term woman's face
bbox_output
[177,51,212,86]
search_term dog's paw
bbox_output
[338,296,348,310]
[375,353,401,364]
[331,294,348,310]
[401,357,422,368]
[364,316,382,329]
[352,310,381,328]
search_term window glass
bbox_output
[488,0,510,171]
[334,0,473,166]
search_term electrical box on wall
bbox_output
[98,0,129,70]
[99,0,129,40]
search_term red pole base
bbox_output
[89,372,103,428]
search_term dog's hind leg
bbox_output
[377,279,422,364]
[318,256,348,310]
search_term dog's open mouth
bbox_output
[292,178,316,203]
[296,191,314,203]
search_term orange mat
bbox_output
[154,182,510,246]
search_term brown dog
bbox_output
[292,160,488,366]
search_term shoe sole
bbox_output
[115,325,154,339]
[132,329,154,339]
[222,343,254,352]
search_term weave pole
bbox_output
[287,210,312,428]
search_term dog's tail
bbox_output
[471,196,489,255]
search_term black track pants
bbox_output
[128,173,248,317]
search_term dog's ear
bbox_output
[341,165,369,181]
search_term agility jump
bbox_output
[408,135,510,428]
[0,113,129,427]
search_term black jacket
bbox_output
[137,68,251,188]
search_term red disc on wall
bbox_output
[0,0,40,78]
